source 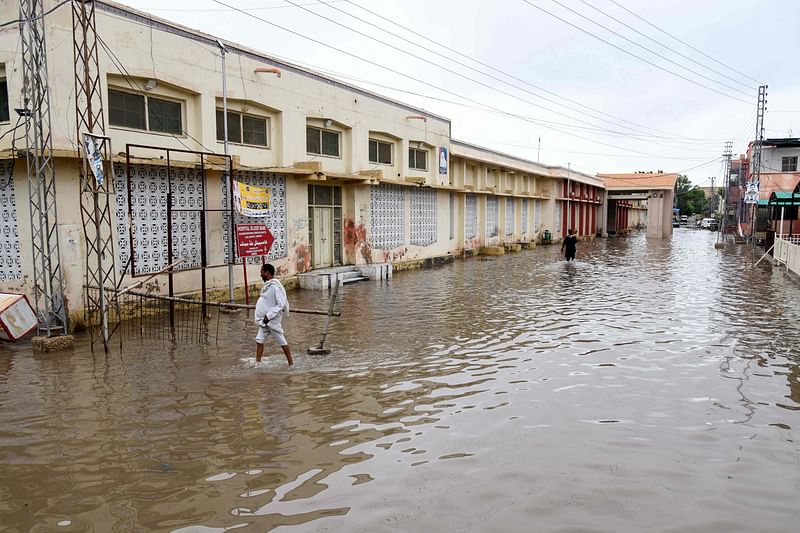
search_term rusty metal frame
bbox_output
[123,144,234,324]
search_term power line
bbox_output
[577,0,756,91]
[96,34,213,153]
[208,0,736,162]
[0,0,70,28]
[468,137,712,160]
[333,0,723,144]
[519,0,752,104]
[282,0,723,153]
[213,0,727,161]
[281,55,723,154]
[143,0,348,12]
[607,0,762,85]
[282,0,704,148]
[547,0,753,97]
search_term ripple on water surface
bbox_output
[1,231,799,531]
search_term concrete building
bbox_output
[730,139,800,235]
[0,0,608,327]
[598,173,678,239]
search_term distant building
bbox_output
[733,138,800,235]
[597,173,678,239]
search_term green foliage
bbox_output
[674,174,709,215]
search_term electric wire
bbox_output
[96,34,214,154]
[577,0,755,91]
[143,0,348,12]
[326,0,725,145]
[0,0,71,29]
[289,0,728,151]
[607,0,763,85]
[552,0,755,94]
[274,55,723,156]
[282,0,710,148]
[209,0,726,161]
[519,0,752,104]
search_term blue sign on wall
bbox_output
[438,146,448,175]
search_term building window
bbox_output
[409,147,427,171]
[216,110,268,147]
[148,97,181,134]
[782,156,798,172]
[0,79,8,123]
[109,88,182,135]
[307,126,340,157]
[369,138,393,165]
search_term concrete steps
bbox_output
[298,263,392,290]
[340,271,369,284]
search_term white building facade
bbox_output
[0,0,607,326]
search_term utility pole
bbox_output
[747,85,768,247]
[710,176,715,216]
[217,39,235,304]
[718,141,733,245]
[20,0,68,337]
[73,0,119,351]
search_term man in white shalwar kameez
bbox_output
[254,263,293,366]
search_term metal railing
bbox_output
[774,236,800,277]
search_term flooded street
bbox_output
[2,230,799,532]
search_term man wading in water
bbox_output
[561,228,578,261]
[254,263,293,366]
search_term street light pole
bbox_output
[218,39,234,304]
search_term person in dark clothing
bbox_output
[561,229,578,261]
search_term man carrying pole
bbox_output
[254,263,293,366]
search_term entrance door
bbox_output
[312,207,333,268]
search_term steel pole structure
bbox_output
[749,85,767,245]
[218,40,234,303]
[20,0,68,335]
[73,0,118,351]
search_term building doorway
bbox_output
[308,185,342,268]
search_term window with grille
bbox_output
[216,110,268,147]
[409,147,427,171]
[782,156,798,172]
[369,138,393,165]
[109,88,182,135]
[307,126,340,157]
[0,79,8,123]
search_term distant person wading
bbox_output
[561,229,578,261]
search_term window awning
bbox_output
[768,192,800,206]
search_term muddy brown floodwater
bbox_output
[1,230,799,532]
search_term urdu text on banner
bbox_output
[233,180,271,217]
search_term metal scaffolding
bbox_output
[19,0,67,335]
[73,0,119,351]
[747,85,768,244]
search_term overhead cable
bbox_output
[210,0,727,160]
[607,0,763,85]
[333,0,720,144]
[519,0,752,104]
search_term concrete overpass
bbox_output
[598,173,679,239]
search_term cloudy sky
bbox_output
[122,0,799,186]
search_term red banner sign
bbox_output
[236,224,274,258]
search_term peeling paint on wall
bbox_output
[344,217,372,264]
[465,236,482,250]
[292,242,311,273]
[379,246,409,263]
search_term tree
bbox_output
[674,174,708,215]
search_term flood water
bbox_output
[1,230,799,532]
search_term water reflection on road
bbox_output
[1,230,799,532]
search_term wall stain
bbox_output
[293,242,311,273]
[344,218,372,264]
